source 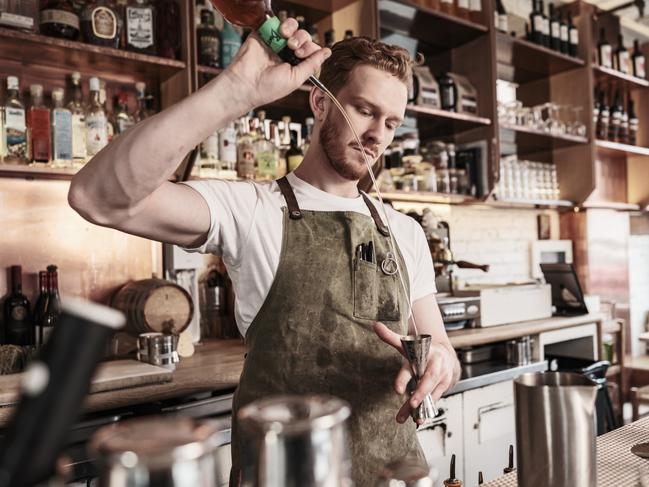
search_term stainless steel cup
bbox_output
[238,395,352,487]
[137,332,162,363]
[514,372,597,487]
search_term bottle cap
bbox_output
[135,81,146,95]
[30,84,43,97]
[89,77,100,91]
[7,76,19,89]
[71,71,81,84]
[52,88,64,100]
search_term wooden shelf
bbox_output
[593,65,649,91]
[406,105,491,136]
[379,0,487,52]
[496,32,585,84]
[0,27,186,83]
[489,197,575,209]
[197,65,223,76]
[581,200,641,211]
[0,163,77,180]
[595,139,649,157]
[375,191,479,204]
[500,123,589,154]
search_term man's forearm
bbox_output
[69,71,252,223]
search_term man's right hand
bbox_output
[223,18,332,110]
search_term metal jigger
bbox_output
[401,334,438,424]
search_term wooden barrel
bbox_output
[111,279,194,336]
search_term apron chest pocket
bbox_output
[353,259,401,322]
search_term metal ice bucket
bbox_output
[514,372,598,487]
[91,416,230,487]
[238,395,352,487]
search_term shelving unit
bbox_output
[375,190,574,209]
[594,65,649,91]
[500,123,589,154]
[595,139,649,157]
[406,105,491,136]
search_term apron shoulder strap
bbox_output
[361,192,390,237]
[277,177,302,220]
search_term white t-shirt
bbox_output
[182,172,436,337]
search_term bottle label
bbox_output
[200,34,220,64]
[570,28,578,45]
[237,140,255,178]
[116,117,134,134]
[635,56,646,79]
[86,113,108,155]
[256,149,278,178]
[40,9,80,29]
[551,22,560,39]
[126,6,154,49]
[619,51,630,74]
[201,132,219,161]
[542,18,550,35]
[533,16,543,32]
[560,24,568,42]
[219,128,237,165]
[600,45,612,68]
[91,6,117,40]
[11,305,27,321]
[470,0,481,12]
[5,107,27,158]
[257,16,287,54]
[53,110,73,161]
[71,113,87,159]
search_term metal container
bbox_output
[514,372,597,487]
[238,395,352,487]
[506,336,532,366]
[91,416,230,487]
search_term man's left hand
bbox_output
[373,321,460,424]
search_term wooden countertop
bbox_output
[448,313,604,349]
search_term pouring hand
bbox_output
[224,18,331,110]
[373,322,457,424]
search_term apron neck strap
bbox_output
[277,176,390,236]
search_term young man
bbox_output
[69,19,460,486]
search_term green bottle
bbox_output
[220,22,241,68]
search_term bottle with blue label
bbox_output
[51,88,73,167]
[220,21,241,68]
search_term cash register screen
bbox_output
[540,263,589,316]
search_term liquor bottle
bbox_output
[220,21,241,68]
[440,0,455,16]
[3,76,28,164]
[218,121,237,171]
[593,88,601,125]
[271,122,287,177]
[287,129,304,172]
[99,79,114,143]
[156,0,181,59]
[559,12,569,54]
[40,0,81,40]
[67,72,87,165]
[197,9,221,67]
[113,93,135,135]
[134,81,149,123]
[324,29,335,48]
[628,98,639,146]
[608,90,622,141]
[33,271,49,348]
[540,0,549,47]
[469,0,482,24]
[494,0,508,33]
[596,90,609,140]
[530,0,543,45]
[51,88,73,167]
[81,0,121,48]
[598,28,612,69]
[618,93,628,144]
[125,0,156,54]
[3,266,33,346]
[41,264,61,346]
[567,13,578,56]
[614,34,630,74]
[549,4,560,51]
[437,72,457,111]
[632,39,646,79]
[254,112,279,181]
[0,0,39,32]
[200,129,219,174]
[28,84,52,164]
[85,76,109,157]
[236,116,255,179]
[344,29,354,39]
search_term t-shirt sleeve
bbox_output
[411,222,437,302]
[178,179,257,267]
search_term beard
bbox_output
[319,111,373,181]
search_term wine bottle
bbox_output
[3,265,33,346]
[559,12,569,54]
[494,0,508,33]
[540,0,550,47]
[568,13,578,57]
[598,28,612,68]
[41,265,62,346]
[33,271,49,347]
[614,34,630,74]
[608,90,622,141]
[618,92,629,144]
[596,90,609,140]
[632,39,646,79]
[628,98,639,146]
[549,4,560,51]
[530,0,543,45]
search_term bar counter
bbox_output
[484,416,649,486]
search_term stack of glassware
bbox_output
[498,100,587,137]
[497,155,560,201]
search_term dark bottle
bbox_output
[286,130,304,172]
[437,72,457,112]
[596,90,609,140]
[494,0,508,33]
[197,9,220,67]
[530,0,543,45]
[324,29,335,48]
[598,28,612,68]
[628,98,639,145]
[80,0,122,48]
[559,12,568,54]
[156,0,181,59]
[540,0,549,47]
[344,29,354,39]
[33,271,49,348]
[633,39,646,79]
[618,93,629,144]
[549,4,560,51]
[39,0,81,40]
[593,88,601,125]
[41,265,62,346]
[608,90,622,141]
[125,0,156,55]
[3,265,33,346]
[568,13,578,56]
[614,34,630,74]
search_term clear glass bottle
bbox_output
[236,116,256,180]
[39,0,80,40]
[114,92,135,135]
[67,72,87,166]
[254,114,279,181]
[3,76,28,164]
[125,0,156,54]
[28,84,52,164]
[51,87,73,167]
[85,76,109,157]
[218,121,237,172]
[200,129,219,175]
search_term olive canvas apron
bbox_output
[230,176,424,486]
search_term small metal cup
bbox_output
[137,332,162,363]
[401,334,438,424]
